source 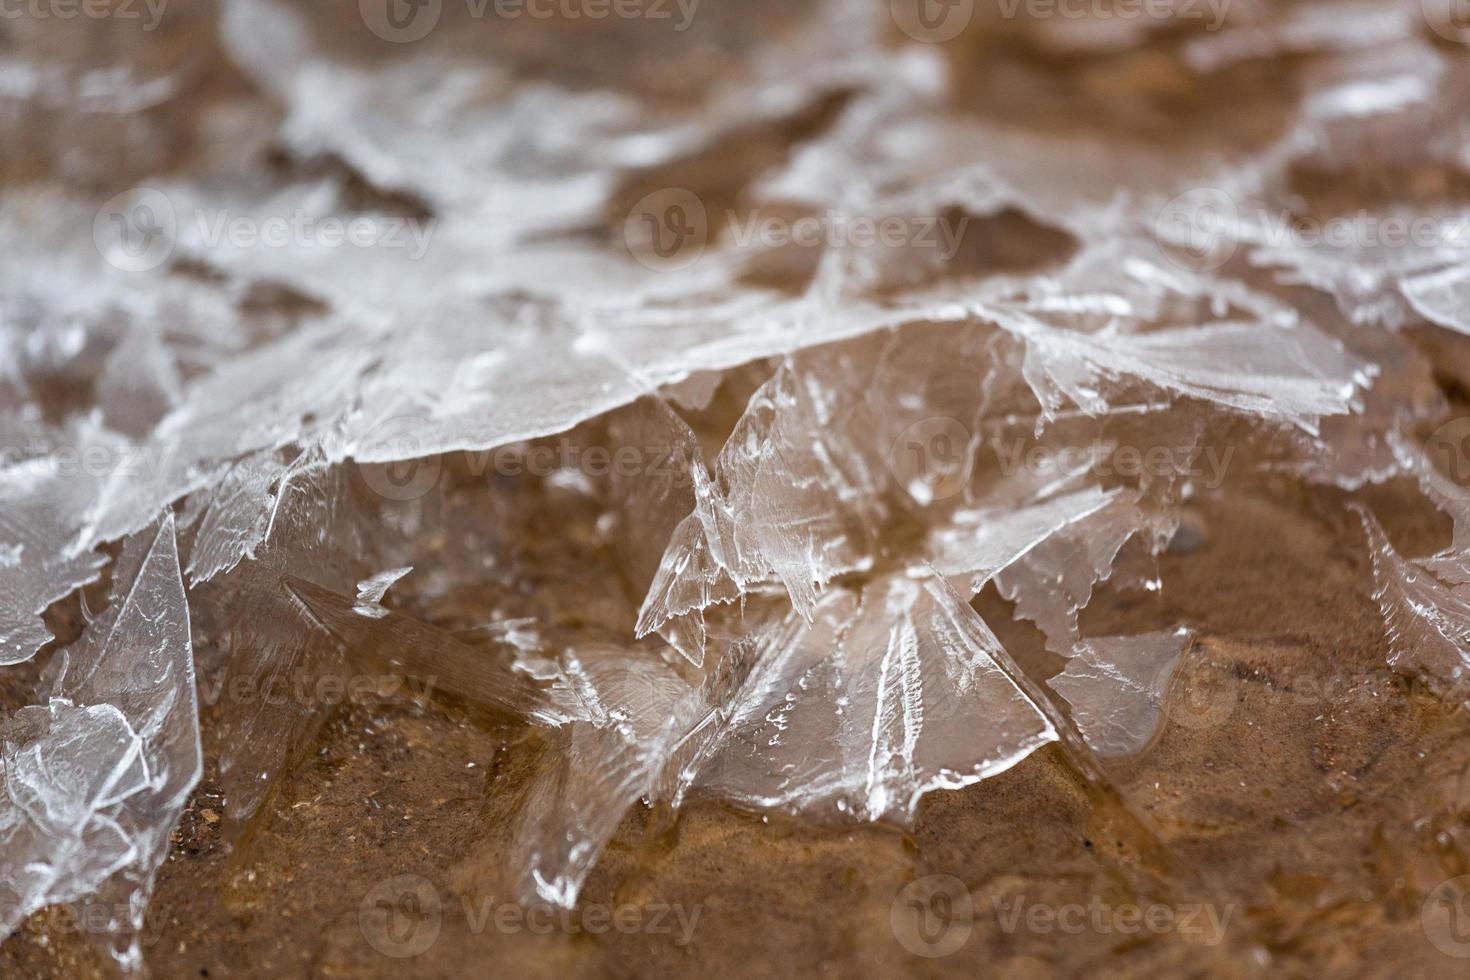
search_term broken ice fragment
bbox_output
[1402,264,1470,335]
[1357,506,1470,697]
[0,514,200,970]
[352,566,413,619]
[993,489,1148,657]
[0,421,122,665]
[509,645,705,908]
[1049,631,1191,757]
[1000,317,1370,433]
[636,356,888,661]
[694,573,1058,822]
[926,484,1123,597]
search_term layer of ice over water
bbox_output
[5,0,1470,961]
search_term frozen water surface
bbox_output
[3,0,1470,969]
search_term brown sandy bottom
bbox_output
[3,469,1470,979]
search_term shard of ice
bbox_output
[1358,506,1470,697]
[1402,265,1470,335]
[1000,316,1371,433]
[1049,631,1191,757]
[0,515,200,969]
[508,645,706,907]
[351,566,413,619]
[691,573,1057,822]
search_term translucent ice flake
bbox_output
[221,0,884,232]
[1182,0,1413,74]
[998,316,1371,433]
[1381,431,1470,586]
[693,574,1057,823]
[993,489,1149,657]
[925,484,1123,596]
[1357,507,1470,697]
[509,647,704,908]
[603,396,705,595]
[1402,263,1470,335]
[183,446,323,586]
[637,305,1306,665]
[1049,631,1191,757]
[637,355,888,661]
[0,421,119,665]
[1251,224,1470,331]
[0,515,200,969]
[351,566,412,619]
[511,572,1061,905]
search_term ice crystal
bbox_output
[0,516,199,968]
